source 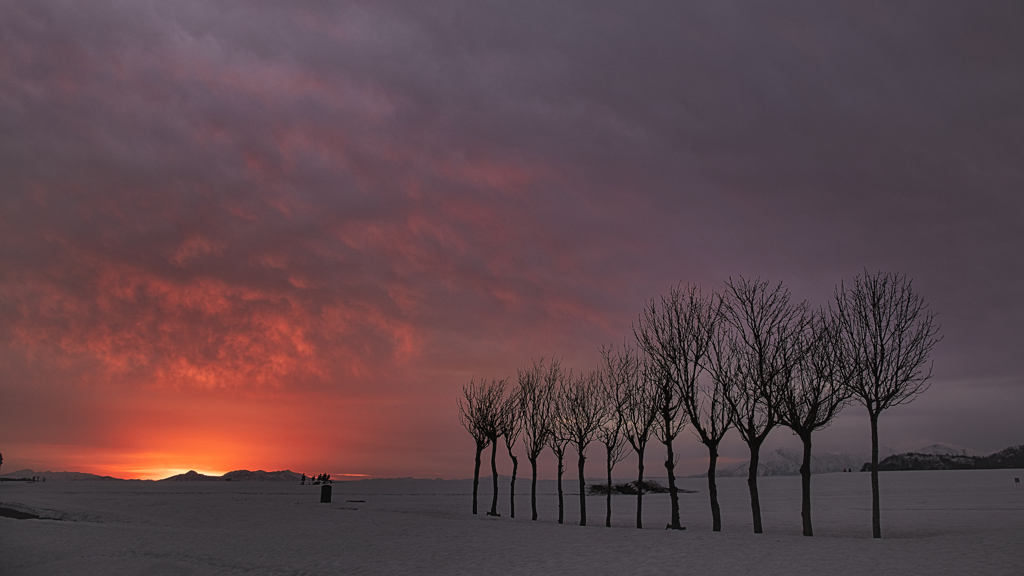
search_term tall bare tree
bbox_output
[653,362,686,530]
[717,277,807,534]
[547,390,570,525]
[833,270,941,539]
[562,369,607,527]
[684,328,733,531]
[777,309,853,536]
[617,347,661,529]
[659,291,732,532]
[597,345,632,528]
[518,357,560,521]
[636,283,717,531]
[499,386,523,519]
[481,378,509,517]
[458,378,501,515]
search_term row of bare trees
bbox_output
[459,355,655,528]
[458,270,940,538]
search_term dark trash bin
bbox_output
[320,484,332,503]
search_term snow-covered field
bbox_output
[2,470,1022,575]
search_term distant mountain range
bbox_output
[0,468,304,481]
[913,444,965,456]
[703,444,981,477]
[0,469,123,481]
[864,445,1024,471]
[705,448,866,477]
[160,469,303,482]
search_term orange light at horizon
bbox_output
[0,387,394,480]
[2,442,347,481]
[124,468,230,481]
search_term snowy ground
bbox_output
[1,470,1022,575]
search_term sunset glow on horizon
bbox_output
[2,1,1022,481]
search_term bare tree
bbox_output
[617,346,661,529]
[597,344,632,527]
[684,342,733,529]
[499,386,523,519]
[717,277,807,534]
[518,357,559,521]
[481,378,509,517]
[652,362,686,530]
[777,309,853,536]
[636,283,717,531]
[547,390,571,525]
[562,369,607,527]
[833,270,941,539]
[659,291,732,532]
[458,378,501,515]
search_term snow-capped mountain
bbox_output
[711,448,865,477]
[914,444,965,456]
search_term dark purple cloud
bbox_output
[1,0,1021,478]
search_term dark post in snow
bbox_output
[777,308,853,536]
[833,270,940,539]
[718,277,807,534]
[320,484,332,503]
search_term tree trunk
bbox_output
[578,452,588,526]
[472,444,483,515]
[509,452,518,519]
[557,452,565,524]
[606,446,613,528]
[635,447,645,529]
[871,411,881,538]
[707,443,722,532]
[747,441,763,533]
[665,434,682,530]
[529,455,539,521]
[800,432,813,537]
[488,441,500,516]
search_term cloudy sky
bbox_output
[1,1,1021,480]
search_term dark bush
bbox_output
[587,480,688,495]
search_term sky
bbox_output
[1,1,1022,481]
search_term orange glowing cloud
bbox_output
[0,2,725,483]
[2,242,423,393]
